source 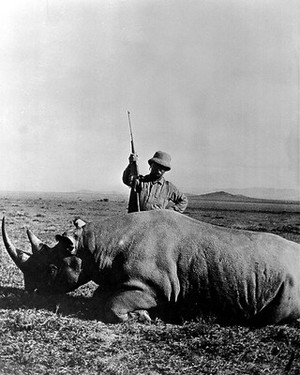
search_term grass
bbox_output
[0,192,300,374]
[1,304,300,374]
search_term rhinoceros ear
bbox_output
[27,229,44,254]
[55,234,76,254]
[74,218,86,229]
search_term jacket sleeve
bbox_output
[122,163,135,187]
[168,182,188,213]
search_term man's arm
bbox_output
[167,183,188,213]
[122,154,139,187]
[122,154,142,213]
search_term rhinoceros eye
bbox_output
[48,264,58,275]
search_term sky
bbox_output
[0,0,299,195]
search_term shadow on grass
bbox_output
[0,286,212,326]
[0,285,106,322]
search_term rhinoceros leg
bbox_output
[103,290,157,323]
[251,278,300,326]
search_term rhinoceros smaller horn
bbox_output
[26,229,44,254]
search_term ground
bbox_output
[0,191,300,374]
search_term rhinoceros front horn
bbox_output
[2,217,30,271]
[26,228,44,254]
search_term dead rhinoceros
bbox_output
[2,210,300,325]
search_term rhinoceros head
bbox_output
[2,217,86,294]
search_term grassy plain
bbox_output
[0,191,300,374]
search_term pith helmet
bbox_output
[148,151,171,171]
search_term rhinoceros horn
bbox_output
[26,229,44,254]
[2,217,30,270]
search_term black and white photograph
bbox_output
[0,1,299,374]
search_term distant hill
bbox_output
[186,188,300,201]
[196,191,254,202]
[188,190,300,204]
[227,188,300,201]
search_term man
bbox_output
[122,150,188,213]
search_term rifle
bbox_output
[127,111,140,212]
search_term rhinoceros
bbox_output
[2,210,300,325]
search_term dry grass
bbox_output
[1,192,300,374]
